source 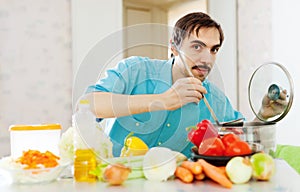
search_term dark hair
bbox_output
[172,12,224,48]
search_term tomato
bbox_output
[221,133,240,148]
[187,120,217,147]
[224,140,252,156]
[198,137,225,156]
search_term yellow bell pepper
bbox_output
[120,132,149,157]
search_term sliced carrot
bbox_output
[198,159,233,188]
[194,173,205,181]
[175,166,194,183]
[180,161,202,175]
[16,150,60,169]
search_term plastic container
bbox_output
[9,124,61,159]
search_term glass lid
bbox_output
[248,62,294,123]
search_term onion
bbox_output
[103,163,131,185]
[225,157,253,184]
[250,153,275,181]
[143,147,177,181]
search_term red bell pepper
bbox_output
[187,119,218,147]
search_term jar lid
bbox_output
[9,124,61,131]
[248,62,294,123]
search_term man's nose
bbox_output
[199,49,214,64]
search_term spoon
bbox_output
[172,42,244,127]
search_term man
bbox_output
[85,12,284,157]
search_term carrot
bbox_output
[16,150,59,169]
[197,159,233,188]
[174,166,194,183]
[180,161,202,175]
[194,173,205,181]
[218,166,226,175]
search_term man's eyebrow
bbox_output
[190,40,206,47]
[190,40,221,48]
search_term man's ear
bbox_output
[170,40,179,56]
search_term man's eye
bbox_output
[194,45,201,50]
[211,47,219,54]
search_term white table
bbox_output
[0,160,299,192]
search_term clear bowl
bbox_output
[0,156,69,184]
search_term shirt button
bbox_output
[158,142,161,145]
[135,122,140,126]
[166,123,171,127]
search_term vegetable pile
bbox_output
[90,147,187,185]
[188,120,252,156]
[176,119,276,188]
[175,153,275,188]
[175,159,232,188]
[57,123,276,188]
[88,145,275,188]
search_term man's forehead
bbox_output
[185,27,221,46]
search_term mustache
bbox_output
[192,65,211,72]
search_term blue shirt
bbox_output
[86,56,243,157]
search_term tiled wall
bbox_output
[0,1,72,156]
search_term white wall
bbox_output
[209,0,299,147]
[207,0,238,108]
[235,0,299,146]
[71,0,123,106]
[168,0,207,27]
[272,1,300,146]
[237,0,273,120]
[0,0,72,156]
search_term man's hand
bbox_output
[258,89,288,120]
[162,77,207,110]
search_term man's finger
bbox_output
[274,99,288,106]
[279,89,288,100]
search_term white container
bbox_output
[9,124,61,159]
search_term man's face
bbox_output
[177,27,221,81]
